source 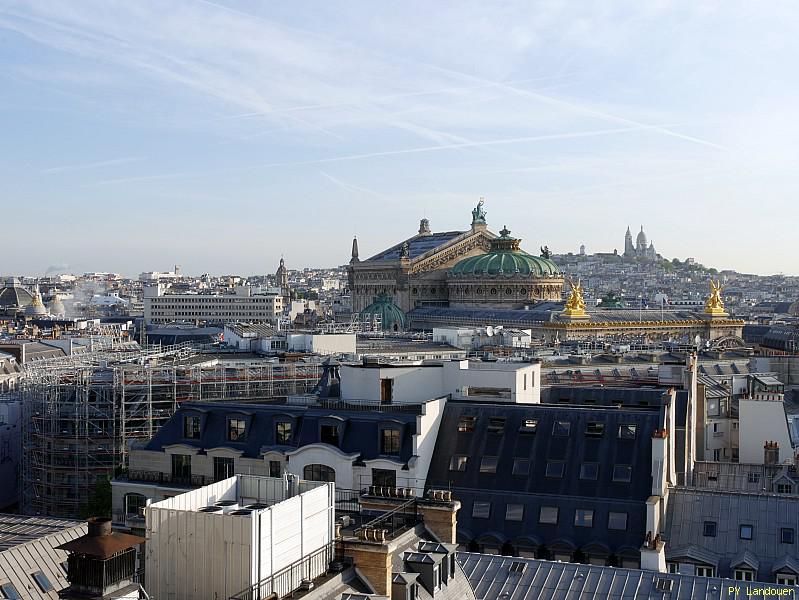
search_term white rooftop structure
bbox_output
[145,474,334,600]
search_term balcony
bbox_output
[120,469,210,488]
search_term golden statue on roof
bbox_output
[563,278,587,318]
[704,279,728,316]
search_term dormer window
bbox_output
[585,422,605,437]
[183,415,201,439]
[276,421,292,444]
[618,424,637,439]
[612,464,632,482]
[227,418,246,442]
[457,416,477,432]
[487,417,505,434]
[381,429,401,455]
[553,421,571,437]
[321,424,339,447]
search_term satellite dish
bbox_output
[486,326,494,337]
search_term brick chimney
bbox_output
[764,441,780,465]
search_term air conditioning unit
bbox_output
[215,500,239,514]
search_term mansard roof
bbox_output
[426,399,665,555]
[664,487,799,579]
[143,402,419,463]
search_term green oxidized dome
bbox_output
[359,293,407,331]
[451,227,560,277]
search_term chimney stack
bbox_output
[764,441,780,466]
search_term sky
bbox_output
[1,0,798,277]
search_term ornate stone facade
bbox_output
[347,203,563,316]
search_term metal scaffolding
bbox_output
[20,343,322,518]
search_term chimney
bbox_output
[57,517,145,599]
[764,441,780,465]
[417,491,460,544]
[640,531,667,572]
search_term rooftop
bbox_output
[458,553,799,599]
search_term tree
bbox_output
[81,477,112,519]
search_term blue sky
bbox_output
[1,1,798,276]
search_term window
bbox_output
[777,483,793,494]
[580,463,599,481]
[667,563,679,574]
[777,575,797,586]
[505,504,524,521]
[227,418,246,441]
[480,456,498,474]
[539,506,558,524]
[124,493,147,517]
[585,422,605,437]
[472,501,491,519]
[0,584,21,599]
[612,464,632,482]
[269,460,282,478]
[487,417,506,434]
[213,456,234,482]
[608,512,628,530]
[546,461,565,479]
[183,415,201,439]
[574,509,594,527]
[303,464,335,482]
[320,424,339,447]
[739,524,753,540]
[553,421,571,437]
[380,429,401,455]
[703,521,717,537]
[618,424,637,439]
[748,472,760,484]
[519,419,538,434]
[734,569,754,581]
[457,416,477,432]
[171,454,191,483]
[31,572,53,593]
[782,528,795,544]
[695,566,714,578]
[512,458,530,476]
[449,455,468,471]
[275,421,292,444]
[372,468,396,488]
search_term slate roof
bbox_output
[143,402,419,464]
[408,306,718,327]
[426,400,665,556]
[663,487,799,580]
[367,231,467,262]
[457,553,799,600]
[0,515,86,600]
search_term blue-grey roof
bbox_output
[457,552,799,599]
[408,306,717,326]
[426,400,665,556]
[367,231,466,261]
[143,402,418,463]
[663,487,799,580]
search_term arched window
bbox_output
[303,464,336,482]
[125,493,147,517]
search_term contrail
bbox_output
[254,123,686,168]
[218,76,573,121]
[319,171,386,198]
[419,63,728,151]
[41,157,144,174]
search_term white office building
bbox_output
[144,284,283,325]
